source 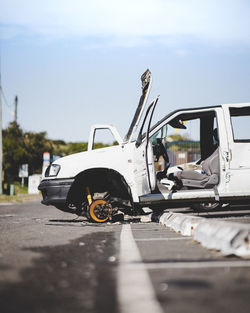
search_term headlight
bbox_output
[45,164,61,177]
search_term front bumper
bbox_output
[38,178,74,206]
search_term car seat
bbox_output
[174,147,219,188]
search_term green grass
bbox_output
[13,181,28,194]
[0,193,41,203]
[0,181,41,203]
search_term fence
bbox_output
[167,140,200,167]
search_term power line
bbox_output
[0,86,14,117]
[1,85,12,108]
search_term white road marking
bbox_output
[0,214,16,218]
[118,224,163,313]
[128,260,250,270]
[135,237,191,241]
[0,203,14,206]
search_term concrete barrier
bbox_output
[159,212,250,258]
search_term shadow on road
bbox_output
[0,232,118,313]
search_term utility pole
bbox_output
[14,95,18,123]
[0,68,3,194]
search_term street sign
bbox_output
[19,164,28,178]
[43,152,50,167]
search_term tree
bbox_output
[3,122,27,182]
[2,123,114,182]
[24,131,53,175]
[66,142,88,154]
[3,123,54,181]
[168,134,187,141]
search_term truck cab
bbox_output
[38,70,250,222]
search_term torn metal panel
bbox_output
[124,69,152,143]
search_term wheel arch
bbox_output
[66,167,132,208]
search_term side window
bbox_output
[150,118,201,168]
[92,129,118,150]
[150,111,218,169]
[150,124,168,145]
[230,107,250,142]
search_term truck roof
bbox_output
[150,102,250,134]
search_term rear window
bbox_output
[230,107,250,142]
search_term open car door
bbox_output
[133,97,159,196]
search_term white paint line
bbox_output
[0,203,14,206]
[129,260,250,270]
[135,237,191,241]
[0,214,16,218]
[118,224,163,313]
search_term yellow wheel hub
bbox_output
[89,199,110,223]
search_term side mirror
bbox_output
[169,119,186,129]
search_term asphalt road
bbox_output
[0,201,250,313]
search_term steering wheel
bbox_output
[154,138,170,180]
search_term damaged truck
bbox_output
[38,70,250,222]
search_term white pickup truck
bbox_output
[38,70,250,222]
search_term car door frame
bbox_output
[139,106,228,205]
[132,97,159,196]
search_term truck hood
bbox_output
[46,144,132,179]
[123,69,152,143]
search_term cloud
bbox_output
[1,0,250,46]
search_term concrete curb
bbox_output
[159,212,250,258]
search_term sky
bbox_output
[0,0,250,142]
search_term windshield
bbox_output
[150,124,168,145]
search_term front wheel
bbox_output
[88,199,112,223]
